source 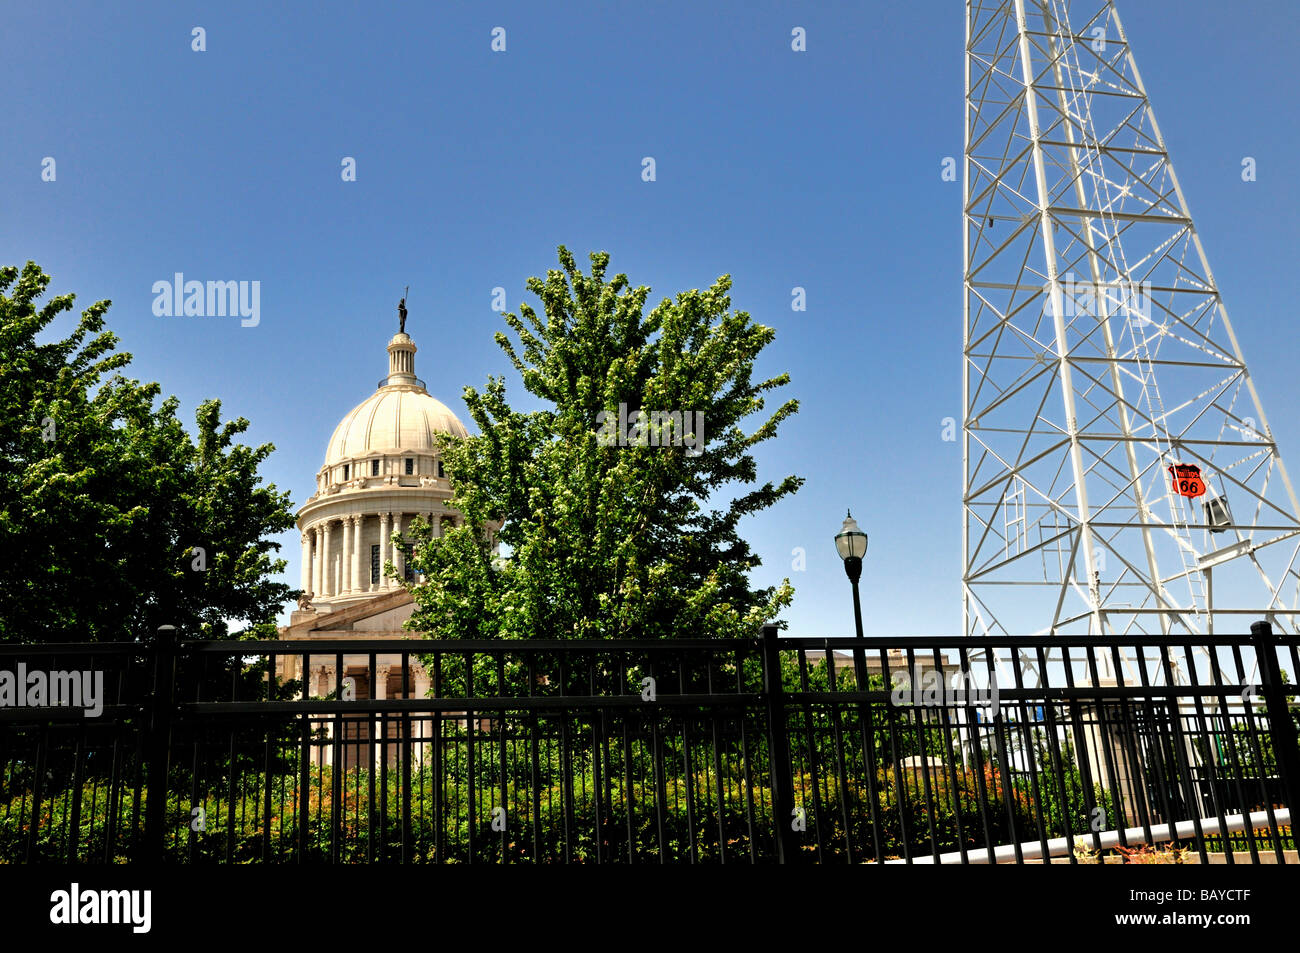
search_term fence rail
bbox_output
[0,623,1296,864]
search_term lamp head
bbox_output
[834,509,868,561]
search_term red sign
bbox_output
[1168,463,1206,498]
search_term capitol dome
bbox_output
[309,331,468,494]
[324,381,468,467]
[295,324,468,612]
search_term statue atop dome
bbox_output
[398,286,408,334]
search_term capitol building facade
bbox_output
[276,320,474,755]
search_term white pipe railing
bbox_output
[884,807,1291,864]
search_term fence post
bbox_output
[762,625,798,863]
[144,624,178,863]
[1251,620,1300,812]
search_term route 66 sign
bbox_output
[1168,463,1206,498]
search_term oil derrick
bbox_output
[962,0,1300,648]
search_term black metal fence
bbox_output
[1,623,1296,864]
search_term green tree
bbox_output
[0,262,296,641]
[402,247,801,641]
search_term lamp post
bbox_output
[835,510,868,639]
[835,510,869,694]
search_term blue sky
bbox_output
[4,0,1299,638]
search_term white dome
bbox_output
[293,323,472,616]
[324,386,468,466]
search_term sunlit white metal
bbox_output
[962,0,1300,647]
[888,807,1292,864]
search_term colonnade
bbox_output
[300,511,456,600]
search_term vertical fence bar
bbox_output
[498,654,509,865]
[298,712,310,862]
[401,653,413,864]
[25,724,47,863]
[1253,621,1300,825]
[762,626,797,864]
[331,653,342,864]
[368,652,376,864]
[66,730,84,864]
[144,625,177,863]
[104,732,123,863]
[261,729,274,861]
[651,708,668,862]
[188,739,201,864]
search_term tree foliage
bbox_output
[0,262,296,641]
[402,247,801,640]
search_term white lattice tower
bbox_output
[962,0,1300,660]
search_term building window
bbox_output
[371,459,379,476]
[437,460,445,479]
[370,545,380,584]
[405,457,414,475]
[343,464,349,480]
[404,561,415,582]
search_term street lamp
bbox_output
[835,510,868,640]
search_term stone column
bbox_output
[373,664,391,770]
[311,525,323,597]
[314,663,334,699]
[318,664,336,768]
[379,512,391,589]
[300,531,312,593]
[412,663,431,768]
[392,512,404,585]
[341,516,353,594]
[322,520,334,597]
[433,513,442,538]
[351,516,363,595]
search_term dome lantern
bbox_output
[385,332,418,387]
[319,322,469,470]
